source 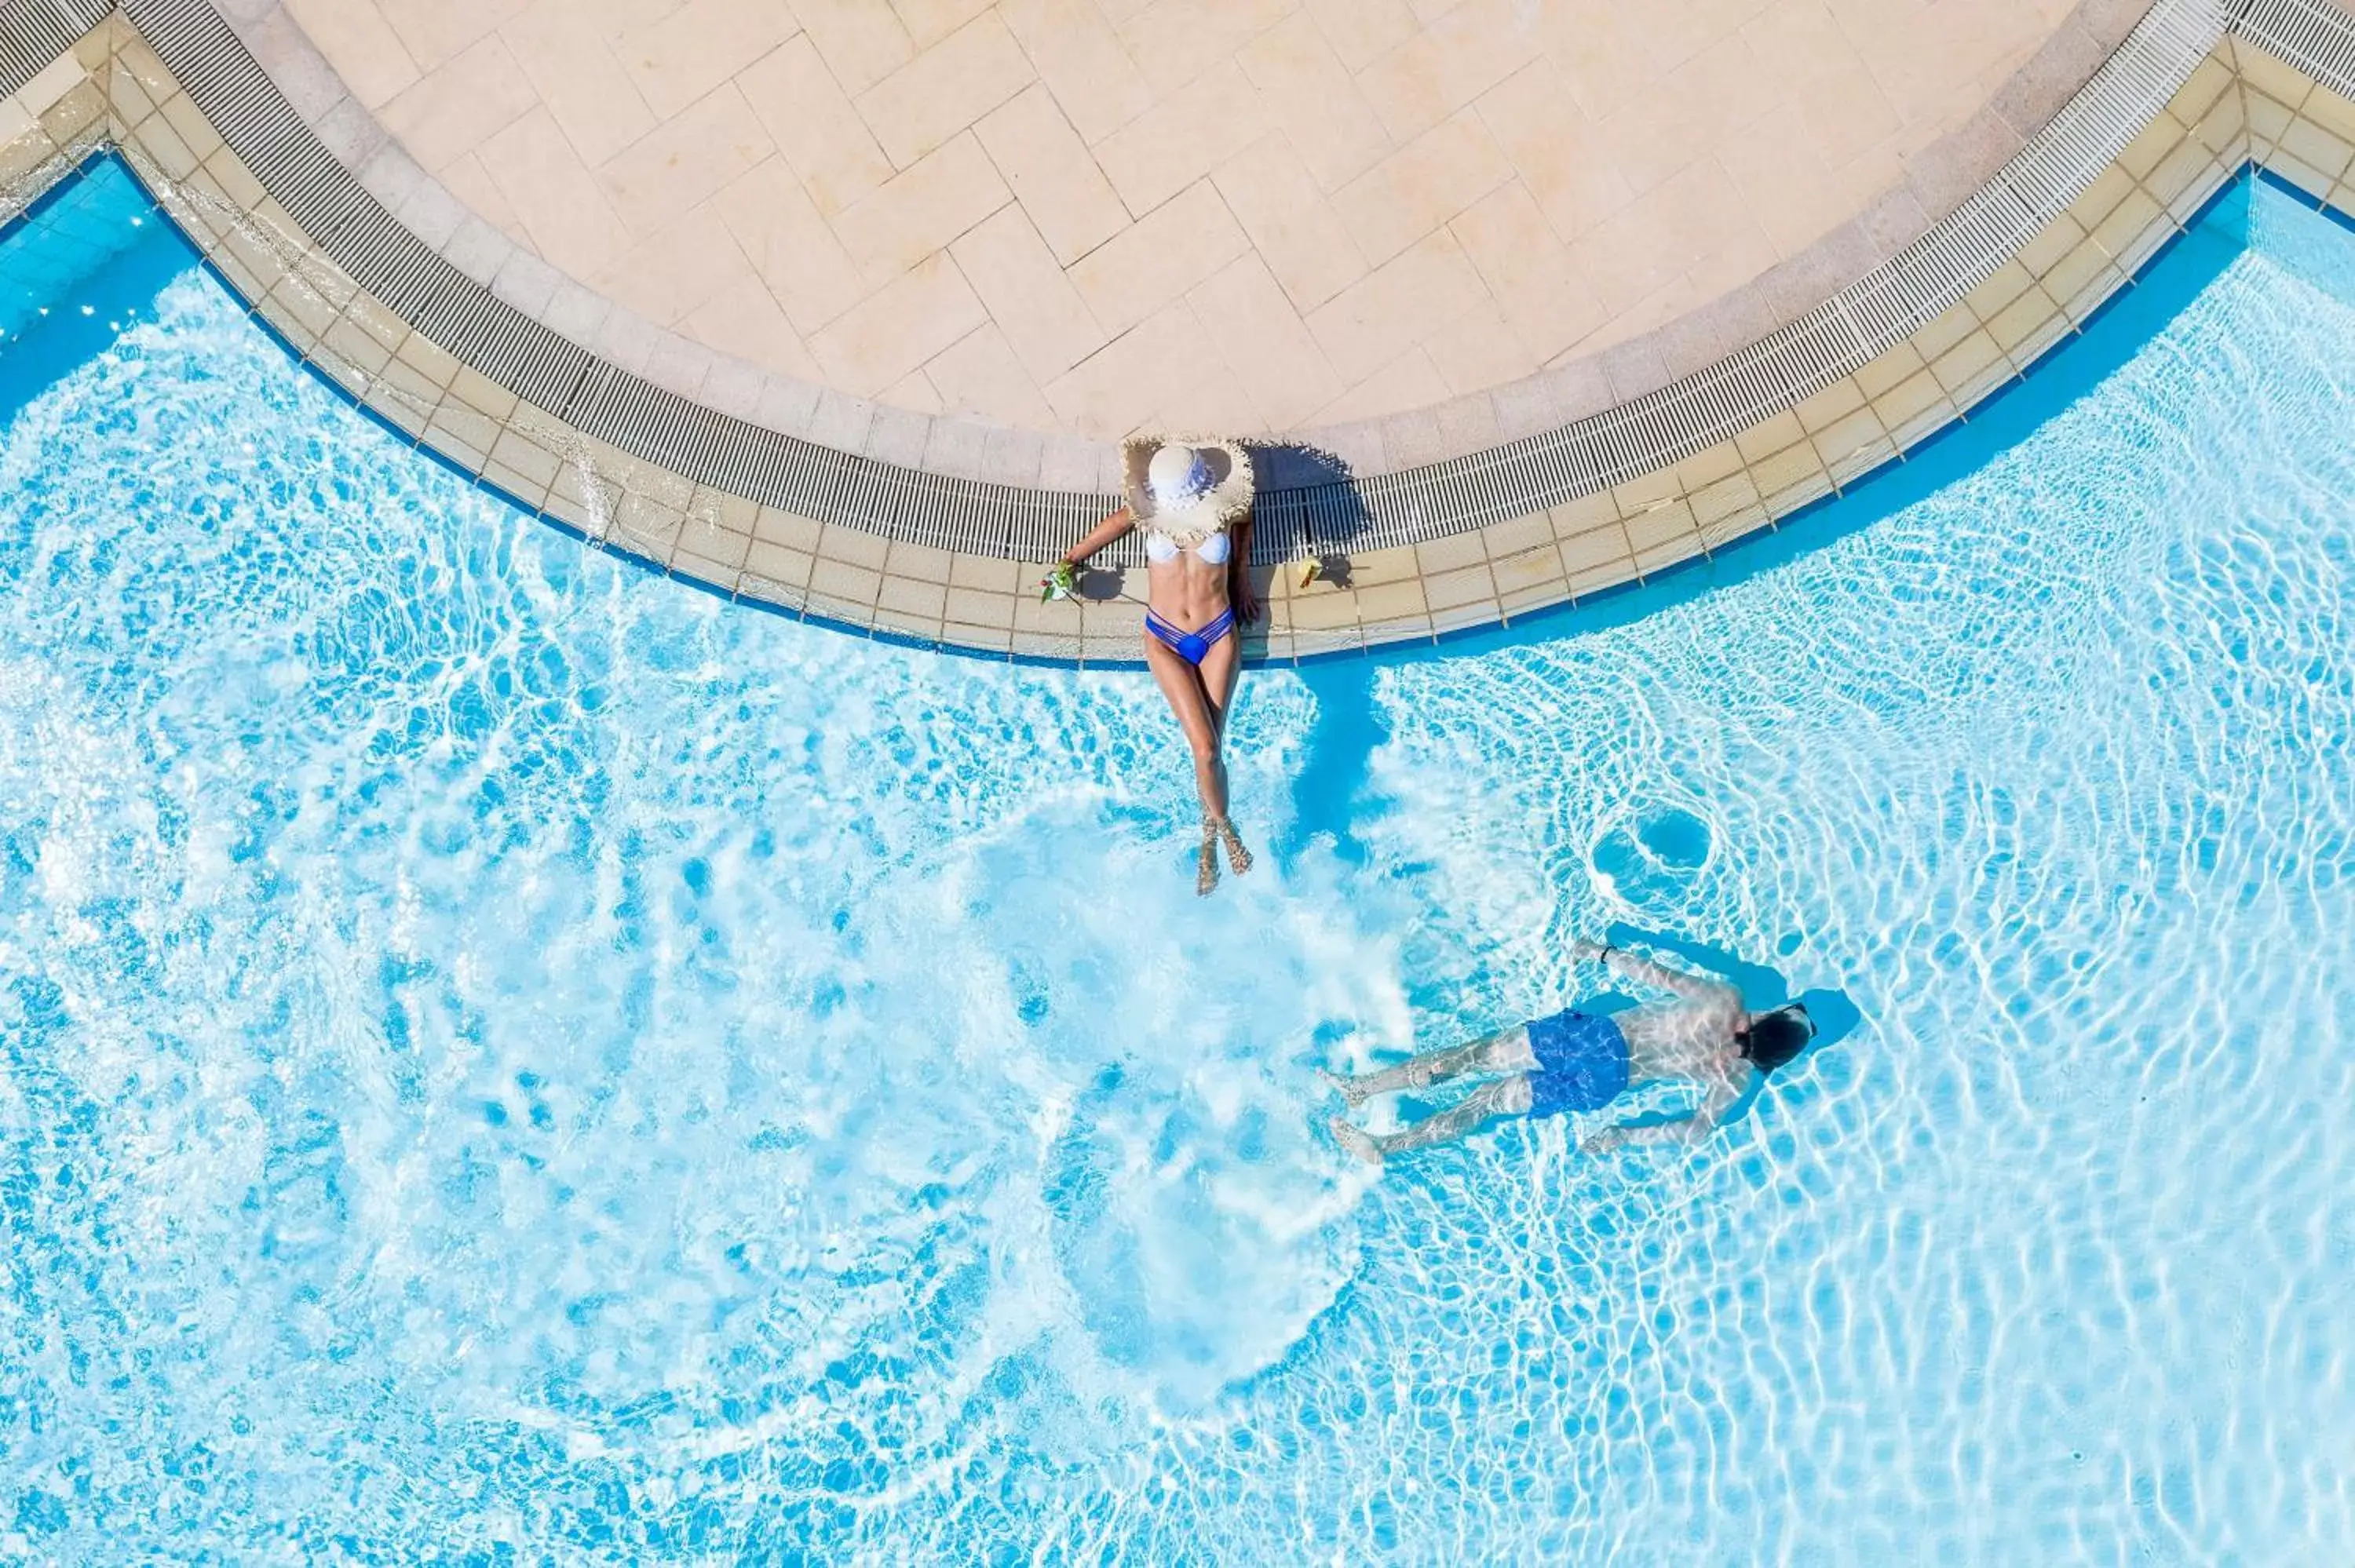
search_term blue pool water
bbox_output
[3,157,2353,1562]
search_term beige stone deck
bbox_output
[292,0,2079,440]
[24,0,2349,662]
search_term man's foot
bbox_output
[1316,1067,1371,1108]
[1331,1118,1384,1166]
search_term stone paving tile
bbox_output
[1310,345,1451,425]
[974,84,1130,264]
[1447,181,1605,340]
[478,107,633,279]
[922,323,1062,428]
[283,0,418,108]
[1210,135,1369,311]
[615,0,800,122]
[1308,226,1488,384]
[1144,351,1265,435]
[1333,105,1512,266]
[831,132,1011,284]
[794,0,918,96]
[1718,112,1903,257]
[1747,0,1900,158]
[1602,33,1781,201]
[810,251,990,396]
[1185,252,1343,428]
[714,157,868,333]
[589,200,754,326]
[1300,0,1418,74]
[1355,0,1535,145]
[378,33,535,173]
[894,0,999,50]
[1474,59,1634,240]
[1090,66,1269,217]
[597,82,773,235]
[737,36,894,217]
[948,202,1108,378]
[995,0,1149,143]
[378,0,534,76]
[438,149,520,237]
[1236,9,1393,191]
[881,365,945,414]
[1067,178,1248,337]
[293,0,2078,443]
[682,274,823,380]
[857,11,1035,170]
[1572,157,1772,319]
[1115,0,1294,98]
[1046,297,1231,434]
[501,1,655,166]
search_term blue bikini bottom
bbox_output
[1145,607,1235,666]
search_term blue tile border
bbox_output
[6,151,2335,673]
[13,1,2355,669]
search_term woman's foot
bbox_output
[1215,818,1253,877]
[1196,819,1221,896]
[1331,1118,1384,1166]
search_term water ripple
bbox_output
[1,181,2352,1561]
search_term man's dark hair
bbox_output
[1738,1003,1816,1074]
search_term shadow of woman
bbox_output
[1242,441,1377,591]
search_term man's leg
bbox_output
[1333,1075,1534,1165]
[1320,1024,1535,1107]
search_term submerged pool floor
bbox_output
[2,163,2353,1561]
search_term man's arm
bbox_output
[1580,1065,1751,1154]
[1570,939,1739,1006]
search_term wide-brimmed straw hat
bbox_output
[1122,434,1254,546]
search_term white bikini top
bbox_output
[1144,528,1231,566]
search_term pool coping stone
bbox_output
[3,2,2355,664]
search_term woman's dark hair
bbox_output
[1738,1003,1816,1074]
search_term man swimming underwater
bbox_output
[1324,940,1815,1165]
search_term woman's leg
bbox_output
[1198,628,1241,730]
[1194,631,1251,873]
[1332,1076,1534,1165]
[1143,638,1229,819]
[1320,1024,1532,1107]
[1142,637,1229,892]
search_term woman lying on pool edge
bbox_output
[1323,940,1817,1164]
[1056,436,1261,895]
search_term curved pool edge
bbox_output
[3,2,2355,667]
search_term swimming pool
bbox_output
[2,155,2351,1560]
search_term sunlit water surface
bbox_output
[2,162,2353,1562]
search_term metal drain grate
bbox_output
[4,0,2341,563]
[2240,0,2355,98]
[0,0,100,100]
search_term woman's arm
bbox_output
[1228,515,1259,622]
[1570,939,1739,1005]
[1061,507,1135,567]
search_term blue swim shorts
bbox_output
[1524,1009,1630,1118]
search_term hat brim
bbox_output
[1123,436,1255,542]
